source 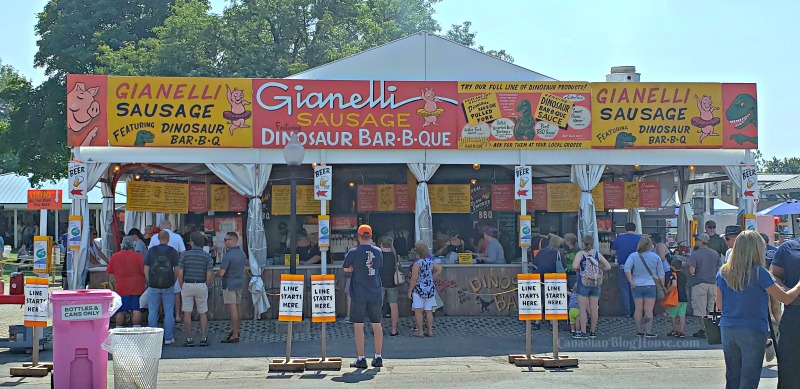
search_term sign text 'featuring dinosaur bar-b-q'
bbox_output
[66,75,757,150]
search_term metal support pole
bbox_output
[321,197,328,360]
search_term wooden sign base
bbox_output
[269,358,307,373]
[10,362,52,377]
[304,357,342,371]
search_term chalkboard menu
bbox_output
[496,212,519,262]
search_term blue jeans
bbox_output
[147,286,176,341]
[721,326,767,389]
[618,268,633,316]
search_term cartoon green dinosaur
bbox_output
[726,93,757,129]
[725,93,757,146]
[615,132,636,149]
[134,130,155,146]
[511,99,535,140]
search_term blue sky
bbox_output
[0,0,794,158]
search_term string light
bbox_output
[134,174,141,180]
[634,164,640,169]
[689,165,696,171]
[349,181,355,188]
[473,164,480,170]
[470,179,477,185]
[113,165,120,172]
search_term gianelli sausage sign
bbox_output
[66,74,757,150]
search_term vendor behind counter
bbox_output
[281,228,329,265]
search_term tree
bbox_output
[0,61,30,174]
[444,21,514,63]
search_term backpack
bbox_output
[581,250,604,287]
[148,248,175,289]
[532,238,545,257]
[393,231,408,256]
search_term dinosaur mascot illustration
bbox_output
[133,130,155,146]
[726,93,758,146]
[615,132,637,149]
[511,99,535,140]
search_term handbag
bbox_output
[637,253,666,299]
[703,311,722,345]
[392,249,405,285]
[555,251,566,273]
[660,271,679,307]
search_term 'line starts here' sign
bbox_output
[517,273,542,321]
[24,277,50,327]
[278,274,304,322]
[311,274,336,323]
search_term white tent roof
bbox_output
[290,32,555,81]
[0,173,127,210]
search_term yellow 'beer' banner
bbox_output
[107,77,253,147]
[126,181,189,214]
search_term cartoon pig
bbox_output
[67,82,101,146]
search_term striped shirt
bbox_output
[177,248,213,283]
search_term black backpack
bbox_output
[393,231,408,256]
[148,248,175,289]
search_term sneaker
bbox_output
[570,331,576,337]
[371,357,383,367]
[350,358,368,369]
[636,332,645,337]
[183,338,195,347]
[164,338,176,345]
[644,333,658,338]
[766,340,776,362]
[589,332,596,339]
[692,329,706,338]
[572,332,587,339]
[667,331,677,337]
[345,317,353,324]
[199,338,209,347]
[678,332,686,338]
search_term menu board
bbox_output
[471,184,492,214]
[604,182,625,209]
[210,184,248,212]
[638,181,661,208]
[429,185,471,214]
[491,184,514,212]
[591,184,604,209]
[189,183,208,212]
[624,182,640,209]
[331,216,357,230]
[126,181,189,214]
[529,184,548,211]
[546,183,581,213]
[272,185,321,215]
[357,185,415,212]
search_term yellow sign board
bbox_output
[429,185,471,214]
[126,181,189,213]
[272,185,322,215]
[592,83,724,149]
[107,77,253,147]
[624,182,640,209]
[546,184,580,213]
[462,93,501,126]
[283,254,300,266]
[377,184,395,212]
[457,253,473,264]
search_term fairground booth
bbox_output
[67,32,759,319]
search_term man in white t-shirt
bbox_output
[148,219,186,323]
[722,225,742,264]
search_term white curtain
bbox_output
[570,164,605,250]
[207,163,272,318]
[677,167,694,246]
[724,152,757,223]
[408,162,440,251]
[100,170,115,257]
[68,162,110,289]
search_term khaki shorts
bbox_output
[223,288,242,305]
[691,283,717,317]
[383,287,399,304]
[181,283,209,313]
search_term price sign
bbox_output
[514,165,532,200]
[278,274,304,322]
[517,274,542,320]
[544,273,568,320]
[24,277,49,327]
[314,165,333,201]
[311,274,335,323]
[457,253,473,264]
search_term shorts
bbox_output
[691,283,717,317]
[631,285,657,299]
[568,308,580,324]
[351,300,382,323]
[344,278,351,295]
[412,292,435,310]
[383,287,399,304]
[667,302,688,318]
[577,282,601,298]
[173,279,181,293]
[181,283,209,313]
[119,295,142,312]
[223,289,242,305]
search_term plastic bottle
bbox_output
[69,348,93,388]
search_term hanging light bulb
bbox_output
[470,179,477,185]
[349,181,355,188]
[134,174,141,180]
[113,165,120,172]
[312,162,317,168]
[473,163,481,170]
[634,164,640,169]
[689,165,696,171]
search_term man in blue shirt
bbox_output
[343,224,384,369]
[611,223,641,317]
[771,236,800,388]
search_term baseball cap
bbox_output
[483,227,499,239]
[694,232,710,243]
[358,224,373,236]
[705,220,716,228]
[724,225,742,237]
